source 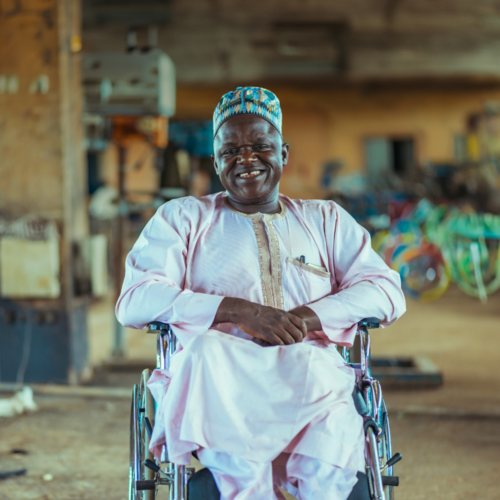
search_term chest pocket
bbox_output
[286,257,332,305]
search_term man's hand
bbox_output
[214,298,307,346]
[288,305,322,332]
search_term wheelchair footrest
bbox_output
[382,476,399,487]
[136,479,156,490]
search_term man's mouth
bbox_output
[237,170,263,179]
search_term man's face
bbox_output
[212,114,289,205]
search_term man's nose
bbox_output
[237,147,257,164]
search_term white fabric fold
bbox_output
[117,192,405,348]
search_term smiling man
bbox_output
[117,87,406,500]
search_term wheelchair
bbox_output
[129,318,402,500]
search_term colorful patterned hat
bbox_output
[213,87,282,137]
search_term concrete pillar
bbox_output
[0,0,89,383]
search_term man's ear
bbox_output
[282,143,290,166]
[211,154,220,175]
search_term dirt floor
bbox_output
[1,285,499,499]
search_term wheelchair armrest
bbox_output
[358,317,380,329]
[147,321,170,334]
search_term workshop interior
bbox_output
[0,1,499,499]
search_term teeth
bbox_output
[239,171,260,178]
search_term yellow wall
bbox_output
[176,85,500,199]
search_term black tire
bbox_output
[129,370,156,500]
[380,404,395,500]
[141,369,156,500]
[129,384,139,500]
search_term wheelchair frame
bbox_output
[129,319,401,500]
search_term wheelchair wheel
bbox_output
[129,369,156,500]
[380,404,395,500]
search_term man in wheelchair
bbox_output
[117,87,406,500]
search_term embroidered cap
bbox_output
[213,87,282,137]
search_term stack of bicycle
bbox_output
[372,199,500,302]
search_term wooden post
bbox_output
[0,0,89,383]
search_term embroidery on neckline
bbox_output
[223,196,285,309]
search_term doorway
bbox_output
[365,137,415,187]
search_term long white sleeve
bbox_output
[115,201,224,345]
[307,204,406,345]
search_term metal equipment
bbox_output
[82,35,177,357]
[82,49,175,118]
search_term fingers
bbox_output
[287,314,307,341]
[266,333,285,346]
[272,322,304,346]
[282,323,303,344]
[264,311,306,345]
[274,328,297,346]
[237,304,307,346]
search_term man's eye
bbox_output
[253,144,269,150]
[223,149,238,155]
